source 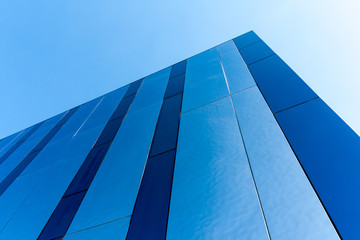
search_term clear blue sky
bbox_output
[1,0,359,139]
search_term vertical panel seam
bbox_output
[217,46,272,240]
[37,80,144,240]
[232,39,342,239]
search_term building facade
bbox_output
[0,31,358,239]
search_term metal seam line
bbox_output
[37,79,144,240]
[0,108,78,197]
[232,38,342,238]
[216,46,272,240]
[126,60,186,240]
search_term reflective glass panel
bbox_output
[0,113,64,183]
[0,88,125,239]
[0,127,104,240]
[128,67,170,114]
[67,102,162,234]
[231,87,339,240]
[232,31,261,49]
[64,217,130,240]
[0,131,22,157]
[275,98,360,239]
[249,55,317,113]
[237,41,274,65]
[217,40,256,94]
[181,47,229,113]
[167,97,268,240]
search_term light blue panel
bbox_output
[0,113,64,183]
[217,40,256,94]
[181,47,229,113]
[128,67,170,114]
[0,131,22,156]
[0,167,48,231]
[68,101,162,233]
[167,97,269,240]
[47,98,103,145]
[64,217,130,240]
[0,126,104,240]
[79,85,128,132]
[20,97,103,176]
[0,99,105,234]
[231,87,339,240]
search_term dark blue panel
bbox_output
[237,41,274,65]
[64,142,111,196]
[249,55,318,113]
[124,78,143,98]
[37,191,87,240]
[149,93,182,157]
[0,108,78,197]
[232,31,261,49]
[0,123,42,165]
[164,74,185,99]
[110,95,136,120]
[126,150,176,240]
[170,60,187,79]
[275,98,360,239]
[93,118,124,147]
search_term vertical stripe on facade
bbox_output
[37,79,143,240]
[126,60,186,240]
[0,109,78,197]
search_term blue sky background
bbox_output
[1,0,359,138]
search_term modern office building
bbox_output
[0,31,358,240]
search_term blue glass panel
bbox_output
[128,67,170,114]
[275,98,360,239]
[79,86,128,132]
[167,97,268,240]
[37,192,86,240]
[164,74,185,99]
[64,217,130,240]
[0,126,104,240]
[0,124,42,165]
[0,131,22,157]
[170,60,187,79]
[63,142,111,196]
[237,41,274,65]
[67,102,162,234]
[0,167,48,231]
[232,31,261,49]
[0,113,64,183]
[110,95,135,120]
[217,40,256,94]
[123,78,143,97]
[93,119,123,147]
[181,48,229,113]
[249,55,318,113]
[20,98,102,176]
[38,83,139,239]
[231,87,339,239]
[127,150,176,240]
[38,191,87,240]
[149,93,182,157]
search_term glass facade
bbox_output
[0,31,357,239]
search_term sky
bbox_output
[0,0,359,138]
